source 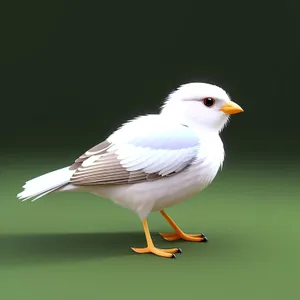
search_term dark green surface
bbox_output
[1,159,300,299]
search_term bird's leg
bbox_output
[131,219,182,258]
[159,210,208,242]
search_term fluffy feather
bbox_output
[70,119,200,185]
[17,167,75,202]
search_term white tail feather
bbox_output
[17,166,75,202]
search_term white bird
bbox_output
[17,82,244,259]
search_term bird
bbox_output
[17,82,244,259]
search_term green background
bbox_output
[1,1,300,299]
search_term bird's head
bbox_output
[160,82,243,132]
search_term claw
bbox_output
[202,235,208,243]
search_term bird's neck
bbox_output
[159,110,221,137]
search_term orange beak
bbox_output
[220,101,244,115]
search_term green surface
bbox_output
[1,159,300,300]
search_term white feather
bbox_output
[17,166,75,202]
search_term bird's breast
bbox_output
[194,135,225,183]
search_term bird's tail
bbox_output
[17,166,75,202]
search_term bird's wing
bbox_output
[69,115,200,185]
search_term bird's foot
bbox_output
[131,246,182,258]
[159,232,208,242]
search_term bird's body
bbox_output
[17,82,243,259]
[81,122,224,219]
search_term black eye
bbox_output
[203,97,215,107]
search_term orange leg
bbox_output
[159,210,208,242]
[132,219,182,258]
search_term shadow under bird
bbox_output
[17,82,244,259]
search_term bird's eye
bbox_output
[203,97,215,107]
